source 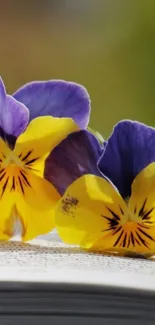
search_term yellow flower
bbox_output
[55,163,155,255]
[0,116,78,241]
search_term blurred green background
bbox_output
[1,0,155,137]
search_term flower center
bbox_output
[101,199,155,252]
[3,152,23,168]
[0,149,40,198]
[112,221,154,250]
[124,209,138,223]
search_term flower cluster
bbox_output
[1,77,155,257]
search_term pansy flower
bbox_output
[55,120,155,255]
[0,77,90,241]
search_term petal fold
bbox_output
[14,116,79,164]
[0,78,29,141]
[98,120,155,198]
[44,130,104,195]
[13,80,91,129]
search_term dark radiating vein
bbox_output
[0,172,6,182]
[137,223,149,229]
[136,231,149,248]
[142,207,154,220]
[20,170,31,187]
[122,232,127,247]
[138,198,147,217]
[18,176,24,195]
[127,235,130,248]
[119,205,124,215]
[20,169,26,174]
[144,221,153,224]
[10,176,15,191]
[26,166,38,172]
[135,238,140,246]
[137,227,154,241]
[22,150,32,161]
[106,207,120,220]
[130,232,135,246]
[113,229,124,247]
[101,215,119,229]
[113,226,122,235]
[25,157,39,165]
[1,177,9,198]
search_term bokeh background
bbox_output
[1,0,155,137]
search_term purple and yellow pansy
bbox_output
[1,75,155,258]
[0,77,91,240]
[55,120,155,255]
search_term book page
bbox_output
[0,230,154,292]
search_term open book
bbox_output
[0,231,155,325]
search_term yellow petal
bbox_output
[15,171,60,241]
[14,116,79,170]
[91,164,155,255]
[91,163,155,255]
[55,174,127,246]
[91,222,155,255]
[129,162,155,224]
[120,162,155,254]
[0,192,15,240]
[0,139,15,239]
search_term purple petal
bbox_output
[13,80,91,129]
[44,130,104,195]
[98,120,155,198]
[0,78,29,141]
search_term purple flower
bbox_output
[54,120,155,255]
[13,77,103,196]
[0,77,91,241]
[7,78,90,142]
[98,120,155,198]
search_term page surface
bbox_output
[0,231,153,292]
